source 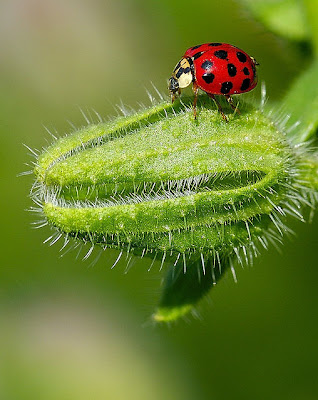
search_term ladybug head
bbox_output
[169,57,193,102]
[168,76,179,102]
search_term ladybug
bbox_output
[168,43,259,121]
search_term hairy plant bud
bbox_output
[30,96,318,322]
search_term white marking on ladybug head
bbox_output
[178,71,192,88]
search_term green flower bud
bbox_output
[31,95,318,322]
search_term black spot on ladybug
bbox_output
[236,52,247,63]
[193,51,204,60]
[202,73,215,84]
[227,63,237,77]
[209,43,222,46]
[243,67,250,75]
[191,45,202,51]
[183,67,191,74]
[214,50,228,60]
[221,81,233,94]
[201,60,213,70]
[240,78,250,91]
[176,68,184,79]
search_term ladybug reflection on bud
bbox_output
[168,42,259,121]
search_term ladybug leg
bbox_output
[209,94,228,122]
[192,82,199,119]
[225,95,241,115]
[171,88,181,104]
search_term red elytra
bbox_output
[168,42,259,121]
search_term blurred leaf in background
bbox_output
[0,296,199,400]
[240,0,309,41]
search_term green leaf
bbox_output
[154,254,230,322]
[283,60,318,142]
[303,0,318,56]
[240,0,309,42]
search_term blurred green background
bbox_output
[1,0,318,399]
